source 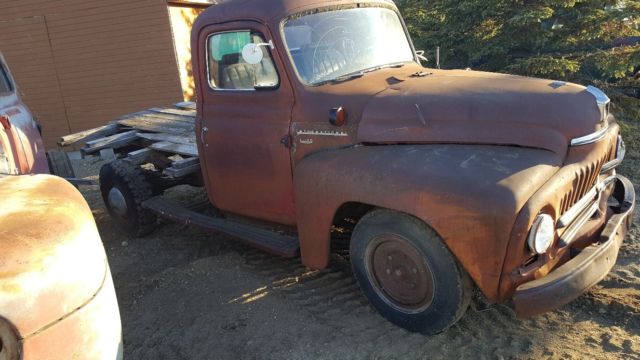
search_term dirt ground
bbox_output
[72,157,640,360]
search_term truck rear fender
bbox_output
[293,144,562,302]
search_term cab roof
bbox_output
[193,0,398,31]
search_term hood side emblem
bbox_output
[297,130,348,137]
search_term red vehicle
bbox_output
[0,53,74,178]
[61,0,635,334]
[1,54,120,358]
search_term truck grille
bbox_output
[559,162,601,214]
[558,146,615,215]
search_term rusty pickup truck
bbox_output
[74,0,635,334]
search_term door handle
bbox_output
[201,126,209,147]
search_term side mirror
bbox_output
[241,40,275,65]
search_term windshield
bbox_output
[282,7,415,85]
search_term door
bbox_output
[198,22,296,225]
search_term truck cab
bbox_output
[96,0,635,334]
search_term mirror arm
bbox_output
[256,40,275,50]
[415,50,428,64]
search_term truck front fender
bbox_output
[293,144,562,301]
[0,175,118,339]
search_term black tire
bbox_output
[350,209,472,334]
[47,149,75,179]
[99,160,157,237]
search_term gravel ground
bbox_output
[72,156,640,360]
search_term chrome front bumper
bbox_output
[513,175,635,317]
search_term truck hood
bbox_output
[0,175,107,338]
[357,69,605,155]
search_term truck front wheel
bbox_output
[350,209,472,334]
[99,160,157,237]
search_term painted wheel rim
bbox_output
[364,234,435,313]
[108,187,128,218]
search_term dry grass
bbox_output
[612,93,640,185]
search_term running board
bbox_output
[142,197,300,258]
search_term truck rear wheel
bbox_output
[350,209,472,334]
[47,149,75,179]
[99,160,157,237]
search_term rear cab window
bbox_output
[0,61,14,175]
[0,62,13,94]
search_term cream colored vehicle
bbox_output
[0,174,122,359]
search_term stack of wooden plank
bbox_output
[59,102,201,179]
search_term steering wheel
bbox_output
[339,37,357,60]
[311,26,351,81]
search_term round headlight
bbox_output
[527,214,555,254]
[0,317,20,360]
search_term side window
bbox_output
[207,31,279,90]
[0,63,12,94]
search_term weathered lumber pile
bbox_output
[59,102,200,178]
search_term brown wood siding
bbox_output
[0,17,70,143]
[0,0,183,148]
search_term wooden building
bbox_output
[0,0,212,147]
